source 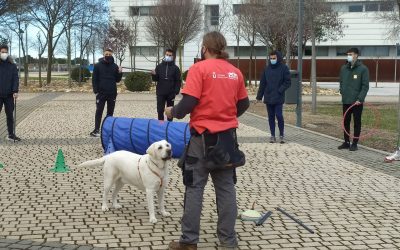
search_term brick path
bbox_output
[0,93,399,250]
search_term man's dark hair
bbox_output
[269,50,278,56]
[0,44,9,51]
[165,49,174,54]
[347,47,359,55]
[104,48,113,53]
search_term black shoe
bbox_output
[349,143,358,151]
[90,130,100,137]
[7,134,21,142]
[338,142,350,150]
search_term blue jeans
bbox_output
[266,104,284,137]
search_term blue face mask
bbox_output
[347,55,353,63]
[164,56,173,62]
[270,59,277,65]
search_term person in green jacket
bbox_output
[338,48,369,151]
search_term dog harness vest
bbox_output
[137,157,163,188]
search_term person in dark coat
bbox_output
[0,44,20,141]
[90,48,122,137]
[338,47,369,151]
[151,49,181,121]
[256,50,291,143]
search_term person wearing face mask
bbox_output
[0,45,20,141]
[165,31,249,250]
[338,47,369,151]
[90,48,123,137]
[151,49,181,121]
[256,50,291,143]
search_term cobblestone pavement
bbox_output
[0,93,399,250]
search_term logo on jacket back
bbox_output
[211,72,238,80]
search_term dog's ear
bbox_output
[146,143,156,157]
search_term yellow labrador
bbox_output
[79,140,172,223]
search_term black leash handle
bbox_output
[255,211,273,226]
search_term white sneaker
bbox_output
[269,136,276,143]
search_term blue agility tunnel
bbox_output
[101,117,191,158]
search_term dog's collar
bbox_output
[147,158,163,188]
[137,156,163,189]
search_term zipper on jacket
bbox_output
[165,63,169,80]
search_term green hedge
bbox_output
[71,67,91,82]
[124,71,152,92]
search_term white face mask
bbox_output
[164,56,173,62]
[347,55,353,63]
[0,52,8,61]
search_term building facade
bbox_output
[110,0,399,82]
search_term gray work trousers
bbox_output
[179,135,238,247]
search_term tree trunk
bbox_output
[254,53,257,88]
[178,45,183,73]
[285,32,291,68]
[38,55,42,88]
[375,58,379,87]
[46,31,54,86]
[311,22,317,115]
[249,47,253,88]
[67,26,72,87]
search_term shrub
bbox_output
[71,67,91,82]
[124,71,152,92]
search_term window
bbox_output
[233,4,242,15]
[361,46,389,57]
[133,46,159,57]
[129,6,153,16]
[129,6,139,16]
[336,46,350,56]
[380,1,394,11]
[365,3,379,12]
[305,46,329,56]
[207,5,219,26]
[233,46,268,57]
[349,5,363,12]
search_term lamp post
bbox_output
[296,0,304,127]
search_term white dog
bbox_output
[78,140,172,223]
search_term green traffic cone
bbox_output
[49,149,70,173]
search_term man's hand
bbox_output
[13,93,18,99]
[255,99,261,104]
[118,66,122,73]
[151,69,156,75]
[165,106,173,120]
[355,101,362,105]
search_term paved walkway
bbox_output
[0,93,399,250]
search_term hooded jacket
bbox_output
[0,57,19,98]
[339,59,369,104]
[256,51,291,105]
[92,57,123,95]
[152,60,182,96]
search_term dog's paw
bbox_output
[149,217,158,224]
[161,211,171,217]
[102,205,109,212]
[113,204,122,209]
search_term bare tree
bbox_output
[304,0,344,114]
[128,14,140,71]
[146,0,202,70]
[34,30,48,87]
[1,7,32,86]
[376,0,400,40]
[238,0,262,87]
[0,0,29,16]
[28,0,69,85]
[75,0,107,83]
[104,19,131,66]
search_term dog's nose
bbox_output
[166,148,172,155]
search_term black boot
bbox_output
[349,143,358,151]
[338,142,350,150]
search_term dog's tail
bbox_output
[78,157,106,168]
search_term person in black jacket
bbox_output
[256,50,291,143]
[90,48,122,137]
[0,45,20,141]
[151,49,181,121]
